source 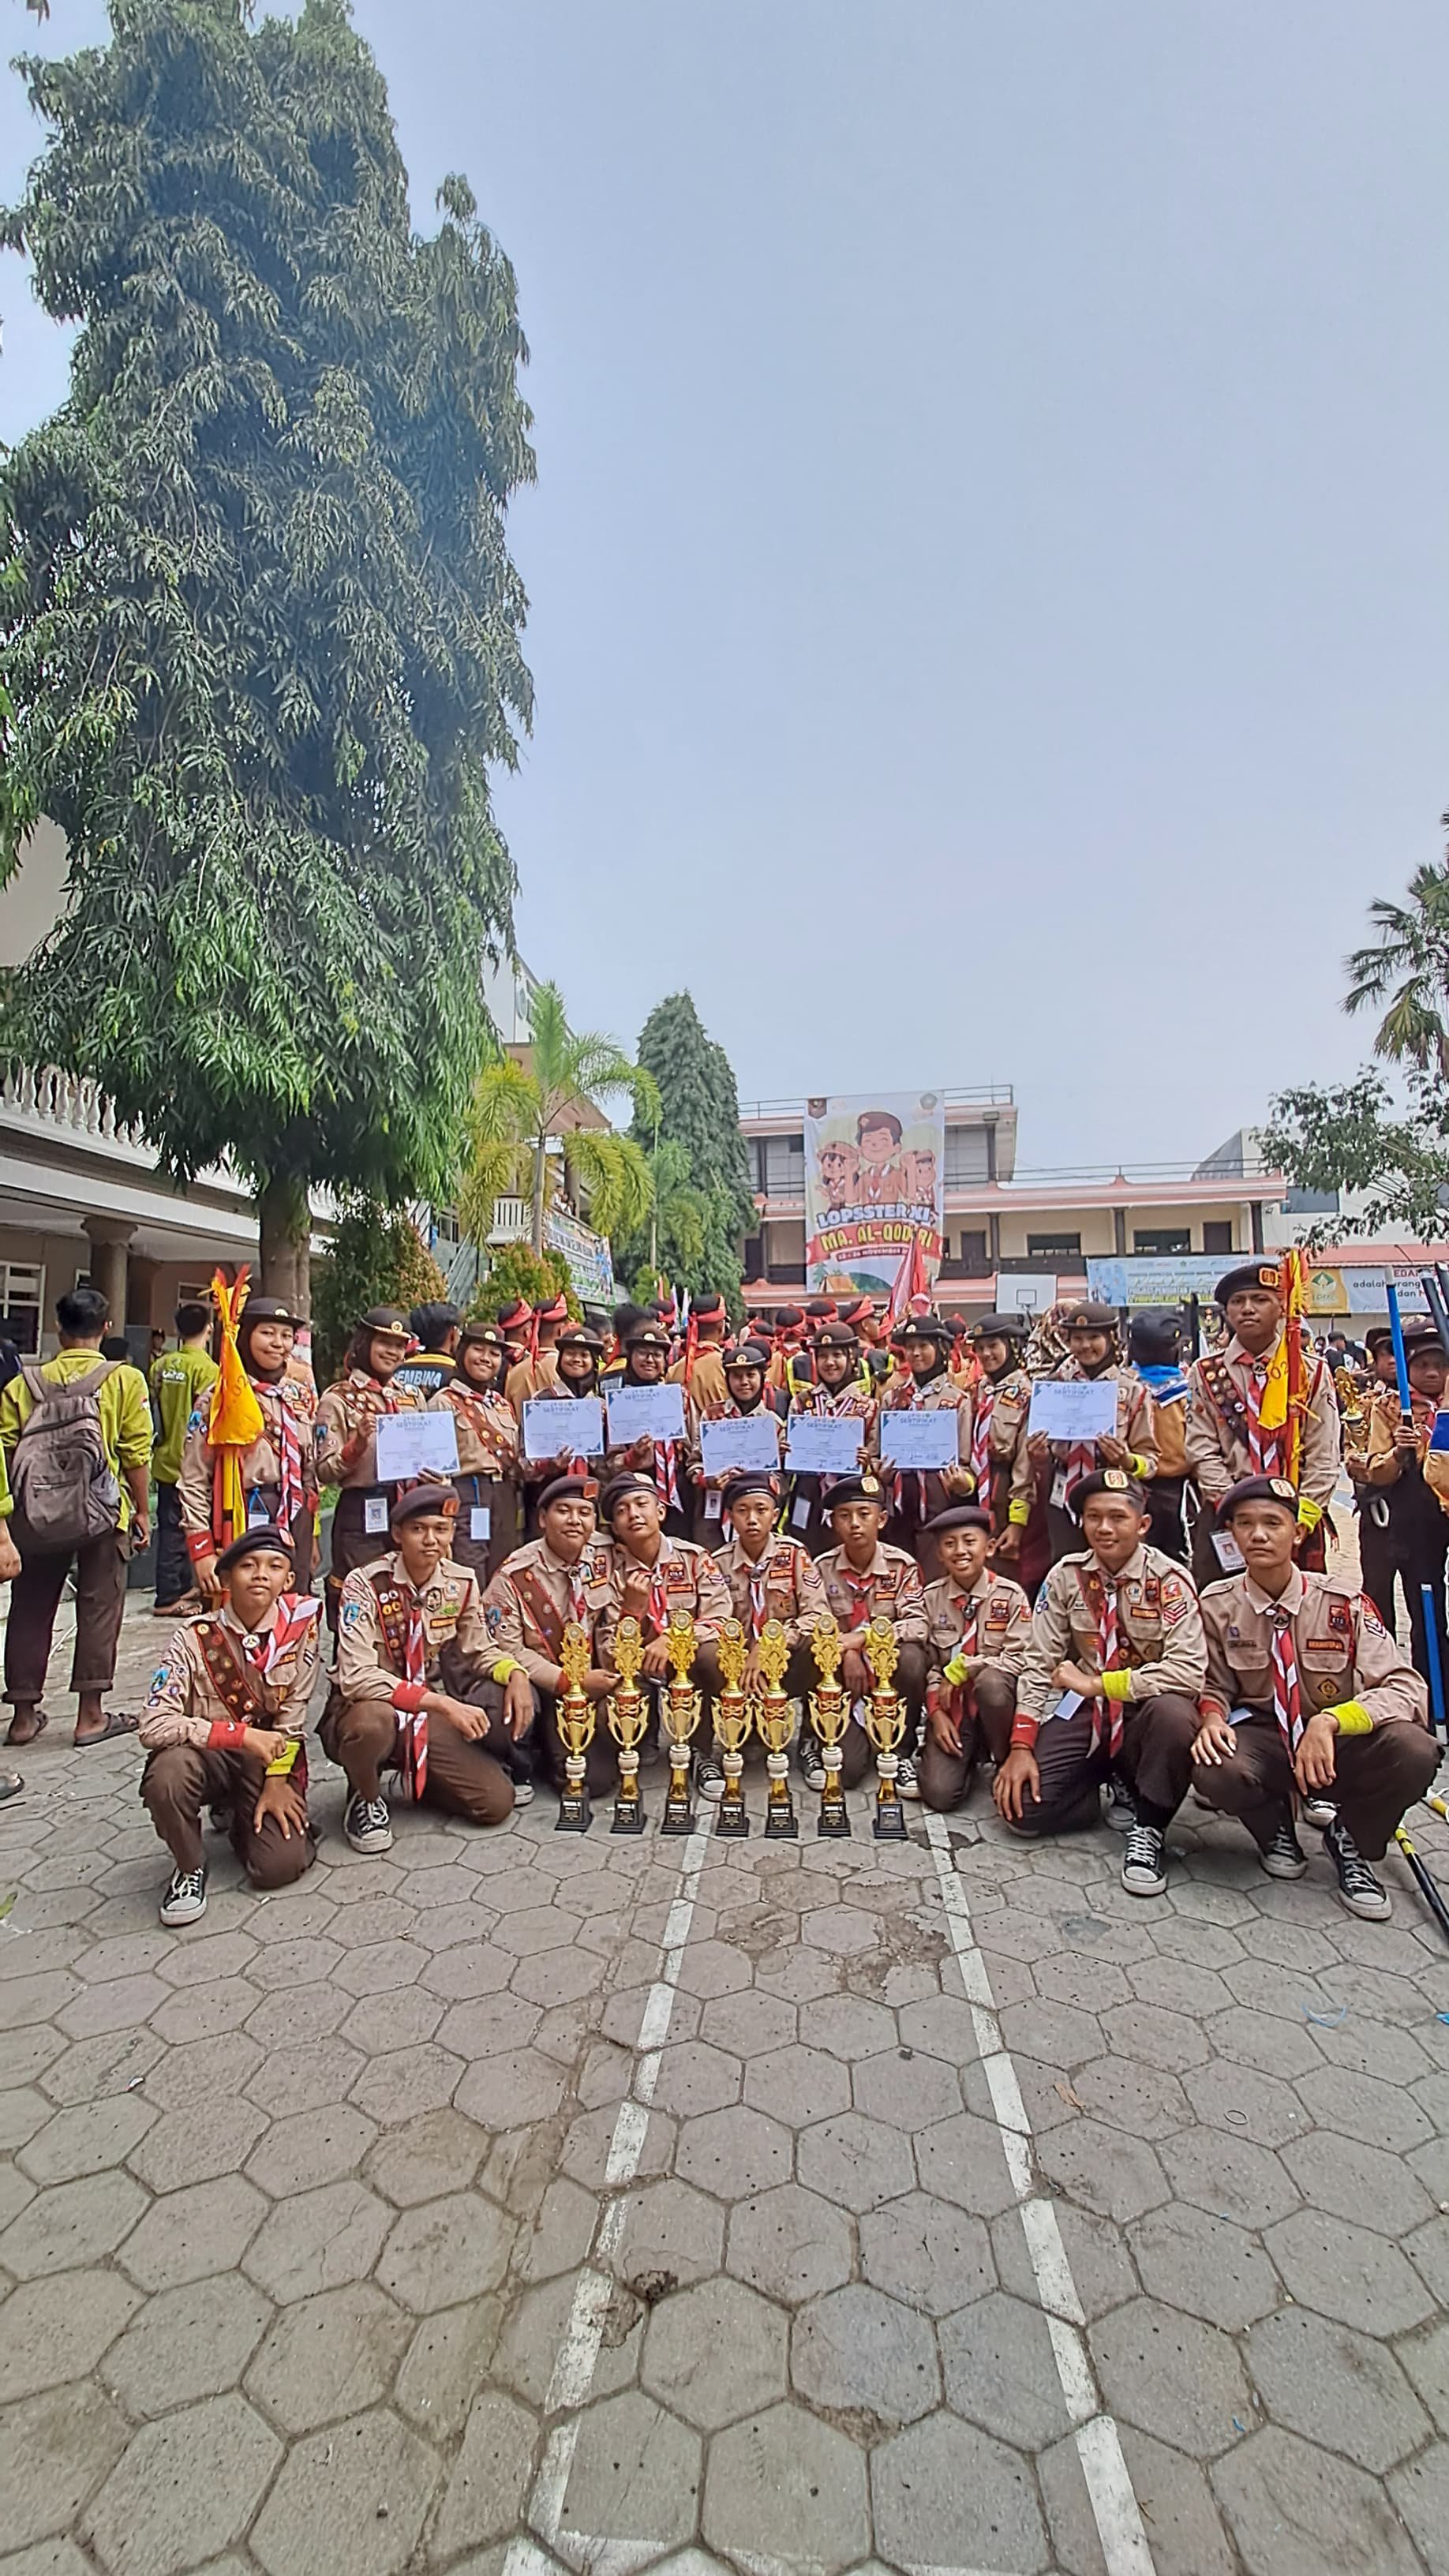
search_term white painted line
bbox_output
[503,1825,713,2576]
[924,1811,1156,2576]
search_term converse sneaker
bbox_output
[695,1756,726,1803]
[800,1751,827,1795]
[895,1755,920,1801]
[1326,1818,1391,1919]
[1301,1794,1337,1831]
[159,1866,208,1927]
[1260,1814,1309,1879]
[1104,1778,1136,1835]
[344,1793,394,1855]
[1121,1823,1168,1898]
[511,1777,535,1807]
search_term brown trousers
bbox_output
[1009,1691,1204,1837]
[1192,1712,1440,1862]
[141,1743,316,1887]
[5,1518,128,1705]
[917,1668,1017,1811]
[321,1693,515,1828]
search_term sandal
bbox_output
[6,1709,49,1749]
[74,1711,140,1748]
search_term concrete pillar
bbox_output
[1114,1206,1128,1256]
[126,1254,159,1330]
[81,1218,135,1328]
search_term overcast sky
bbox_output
[5,2,1447,1170]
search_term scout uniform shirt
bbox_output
[1199,1568,1428,1735]
[788,1380,878,1466]
[178,1372,319,1549]
[923,1569,1032,1689]
[685,1395,786,1521]
[712,1532,829,1649]
[429,1380,521,1484]
[505,1350,560,1410]
[670,1346,729,1412]
[962,1368,1035,1526]
[336,1552,492,1711]
[1361,1387,1449,1515]
[481,1535,609,1693]
[0,1349,153,1533]
[593,1536,734,1662]
[150,1343,219,1488]
[314,1371,425,1488]
[1015,1543,1206,1739]
[818,1542,930,1645]
[140,1597,320,1750]
[1039,1363,1159,1512]
[878,1372,971,1499]
[1184,1330,1341,1518]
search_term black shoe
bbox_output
[1326,1818,1391,1919]
[1260,1815,1308,1879]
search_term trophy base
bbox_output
[611,1802,646,1836]
[715,1802,749,1839]
[660,1803,697,1836]
[817,1803,852,1840]
[555,1793,592,1834]
[763,1807,799,1840]
[873,1801,909,1842]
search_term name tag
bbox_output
[1050,1470,1069,1511]
[470,1506,491,1542]
[792,1497,811,1530]
[247,1495,270,1528]
[705,1492,723,1521]
[364,1497,388,1536]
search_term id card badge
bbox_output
[364,1496,388,1537]
[1050,1470,1069,1511]
[1211,1530,1245,1574]
[705,1491,723,1522]
[792,1497,812,1530]
[1052,1689,1085,1722]
[247,1493,270,1528]
[470,1505,492,1542]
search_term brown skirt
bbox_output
[449,1474,521,1585]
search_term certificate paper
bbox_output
[374,1412,459,1482]
[785,1416,865,1476]
[1027,1379,1119,1443]
[701,1413,781,1477]
[605,1382,686,1447]
[522,1396,605,1461]
[878,1412,960,1473]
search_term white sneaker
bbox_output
[1104,1779,1136,1834]
[1301,1795,1337,1831]
[511,1777,535,1807]
[159,1866,208,1927]
[895,1755,920,1801]
[800,1754,827,1795]
[1121,1824,1167,1898]
[345,1792,394,1855]
[695,1757,726,1803]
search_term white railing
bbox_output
[488,1197,531,1243]
[1,1062,147,1151]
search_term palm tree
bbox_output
[1345,850,1449,1084]
[459,983,656,1256]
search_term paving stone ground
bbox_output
[4,1585,1449,2575]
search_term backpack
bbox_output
[12,1360,122,1548]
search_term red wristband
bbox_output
[206,1717,248,1750]
[186,1531,214,1564]
[1009,1717,1039,1750]
[393,1680,426,1715]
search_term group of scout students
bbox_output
[112,1254,1441,1930]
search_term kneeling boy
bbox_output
[919,1506,1031,1810]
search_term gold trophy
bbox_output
[555,1622,596,1833]
[712,1619,753,1837]
[863,1616,908,1841]
[754,1619,798,1840]
[606,1616,649,1835]
[808,1615,852,1839]
[660,1609,702,1835]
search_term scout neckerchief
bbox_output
[888,1372,938,1520]
[351,1366,400,1415]
[1241,1353,1283,1477]
[369,1570,429,1797]
[970,1383,994,1497]
[511,1557,589,1661]
[953,1584,980,1661]
[251,1376,305,1531]
[1267,1601,1305,1754]
[837,1554,878,1630]
[739,1536,776,1638]
[1076,1564,1127,1758]
[559,1373,601,1474]
[1061,1363,1114,1506]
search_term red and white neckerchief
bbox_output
[259,1591,321,1676]
[1267,1603,1304,1754]
[254,1379,305,1531]
[746,1544,773,1638]
[653,1438,680,1515]
[970,1385,994,1496]
[1240,1357,1285,1477]
[953,1587,980,1661]
[838,1562,877,1631]
[1086,1572,1126,1758]
[1061,1368,1113,1504]
[889,1381,931,1520]
[396,1588,429,1798]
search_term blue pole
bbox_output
[1424,1586,1449,1743]
[1387,1283,1414,1417]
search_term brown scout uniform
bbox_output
[670,1345,729,1412]
[505,1349,560,1410]
[963,1368,1035,1532]
[878,1376,972,1545]
[140,1600,320,1889]
[712,1532,829,1695]
[178,1374,319,1563]
[816,1539,930,1783]
[481,1533,612,1795]
[1183,1331,1341,1518]
[428,1381,522,1583]
[1009,1543,1207,1836]
[685,1394,785,1541]
[1196,1567,1436,1859]
[593,1536,734,1670]
[326,1552,515,1826]
[918,1567,1032,1808]
[784,1383,878,1555]
[1039,1362,1159,1563]
[315,1371,425,1620]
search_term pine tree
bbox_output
[626,993,754,1301]
[0,0,534,1309]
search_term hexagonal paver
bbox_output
[251,2406,439,2576]
[560,2389,702,2556]
[859,2188,994,2317]
[245,1985,352,2049]
[1279,2129,1434,2240]
[80,2390,281,2576]
[852,2046,964,2132]
[40,2028,165,2106]
[676,2104,792,2200]
[127,2097,271,2194]
[612,2174,725,2295]
[642,2276,788,2429]
[433,1991,541,2058]
[17,2094,156,2185]
[429,2387,538,2560]
[1069,2053,1189,2141]
[0,2379,130,2552]
[143,2031,262,2110]
[246,2038,366,2119]
[349,2044,462,2125]
[1298,2064,1433,2152]
[725,2182,852,2306]
[705,2402,868,2574]
[1092,2295,1253,2460]
[1101,1999,1211,2072]
[374,2191,513,2312]
[1131,2203,1279,2332]
[1213,2424,1425,2576]
[0,2170,149,2278]
[793,2282,941,2427]
[938,2288,1069,2450]
[872,2411,1046,2572]
[696,1989,798,2057]
[807,1994,899,2061]
[361,2107,489,2208]
[1267,2209,1437,2335]
[0,2267,141,2402]
[1391,2442,1449,2574]
[912,2111,1021,2218]
[246,2102,378,2196]
[104,2272,272,2419]
[800,1905,878,1956]
[452,2045,566,2129]
[1159,2127,1299,2230]
[245,2282,415,2433]
[118,2173,267,2293]
[743,2042,851,2128]
[1245,2307,1430,2473]
[242,2180,391,2305]
[797,2111,909,2211]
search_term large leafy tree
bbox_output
[0,0,534,1309]
[624,991,754,1303]
[458,982,653,1256]
[1262,839,1449,1241]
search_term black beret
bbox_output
[1217,1474,1299,1525]
[600,1473,660,1517]
[1402,1325,1445,1359]
[1215,1264,1282,1307]
[389,1480,459,1527]
[826,1474,888,1515]
[923,1505,992,1537]
[1070,1467,1151,1520]
[215,1523,295,1574]
[537,1474,600,1512]
[720,1469,778,1502]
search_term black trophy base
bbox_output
[873,1797,909,1842]
[817,1799,852,1840]
[764,1804,799,1840]
[555,1790,591,1834]
[611,1798,646,1836]
[715,1799,750,1838]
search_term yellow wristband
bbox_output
[1328,1700,1372,1735]
[1130,1455,1148,1479]
[265,1739,300,1777]
[492,1657,521,1687]
[942,1653,970,1688]
[1101,1669,1134,1704]
[1297,1496,1324,1532]
[1008,1499,1030,1526]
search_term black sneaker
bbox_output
[1326,1818,1391,1919]
[1260,1815,1309,1879]
[344,1793,394,1855]
[159,1866,208,1927]
[1121,1822,1167,1898]
[695,1756,726,1803]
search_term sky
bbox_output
[4,1,1448,1171]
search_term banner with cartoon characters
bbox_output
[803,1091,945,1294]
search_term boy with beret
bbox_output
[1029,1303,1159,1566]
[814,1474,930,1795]
[483,1474,619,1801]
[919,1505,1031,1810]
[1184,1261,1341,1581]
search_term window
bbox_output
[1202,1222,1234,1254]
[760,1133,805,1196]
[1026,1232,1081,1264]
[1133,1228,1189,1256]
[944,1125,990,1188]
[0,1263,43,1354]
[1282,1188,1339,1215]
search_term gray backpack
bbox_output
[13,1360,122,1548]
